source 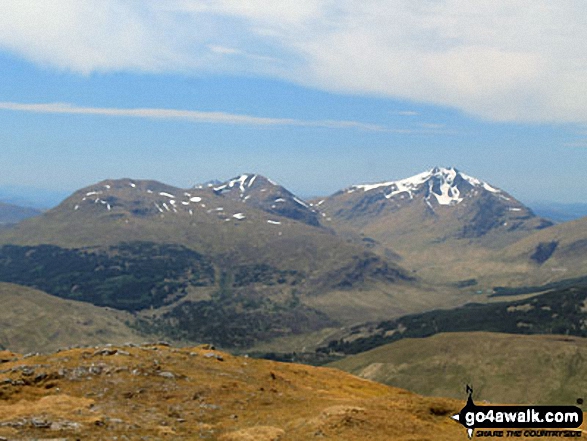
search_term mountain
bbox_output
[501,215,587,283]
[2,171,583,351]
[531,202,587,223]
[0,177,451,350]
[319,166,550,244]
[329,332,587,405]
[212,173,321,226]
[315,167,554,285]
[0,201,41,224]
[0,344,474,440]
[0,282,142,353]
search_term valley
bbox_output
[329,332,587,406]
[1,167,586,438]
[3,5,585,437]
[1,168,586,355]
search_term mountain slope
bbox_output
[329,332,587,405]
[0,178,362,273]
[213,173,321,226]
[316,167,554,285]
[0,178,448,349]
[0,344,477,440]
[502,215,587,283]
[0,283,142,353]
[319,167,549,241]
[0,202,41,225]
[318,282,587,356]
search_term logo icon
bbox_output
[451,385,583,439]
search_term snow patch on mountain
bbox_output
[349,167,503,206]
[214,174,264,194]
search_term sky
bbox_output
[1,0,586,207]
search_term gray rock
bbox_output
[93,348,118,356]
[31,417,52,428]
[34,372,47,383]
[89,365,103,375]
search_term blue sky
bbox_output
[0,1,586,206]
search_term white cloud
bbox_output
[0,1,182,74]
[1,1,587,123]
[0,101,394,132]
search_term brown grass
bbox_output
[0,343,468,440]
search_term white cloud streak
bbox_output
[1,1,587,123]
[0,101,395,132]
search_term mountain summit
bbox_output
[213,173,320,226]
[317,167,554,284]
[347,166,508,209]
[321,167,551,237]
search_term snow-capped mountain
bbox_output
[319,166,552,242]
[346,166,513,210]
[0,175,420,347]
[212,174,320,226]
[312,167,556,285]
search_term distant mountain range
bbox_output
[0,186,68,209]
[314,167,587,288]
[0,201,41,225]
[319,166,551,241]
[530,202,587,223]
[0,174,429,349]
[1,167,586,352]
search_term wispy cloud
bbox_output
[419,123,446,130]
[0,101,396,132]
[562,141,587,148]
[1,1,587,123]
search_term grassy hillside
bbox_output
[0,242,215,311]
[319,283,587,356]
[330,332,587,405]
[2,342,578,440]
[0,282,144,353]
[0,179,476,350]
[502,215,587,283]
